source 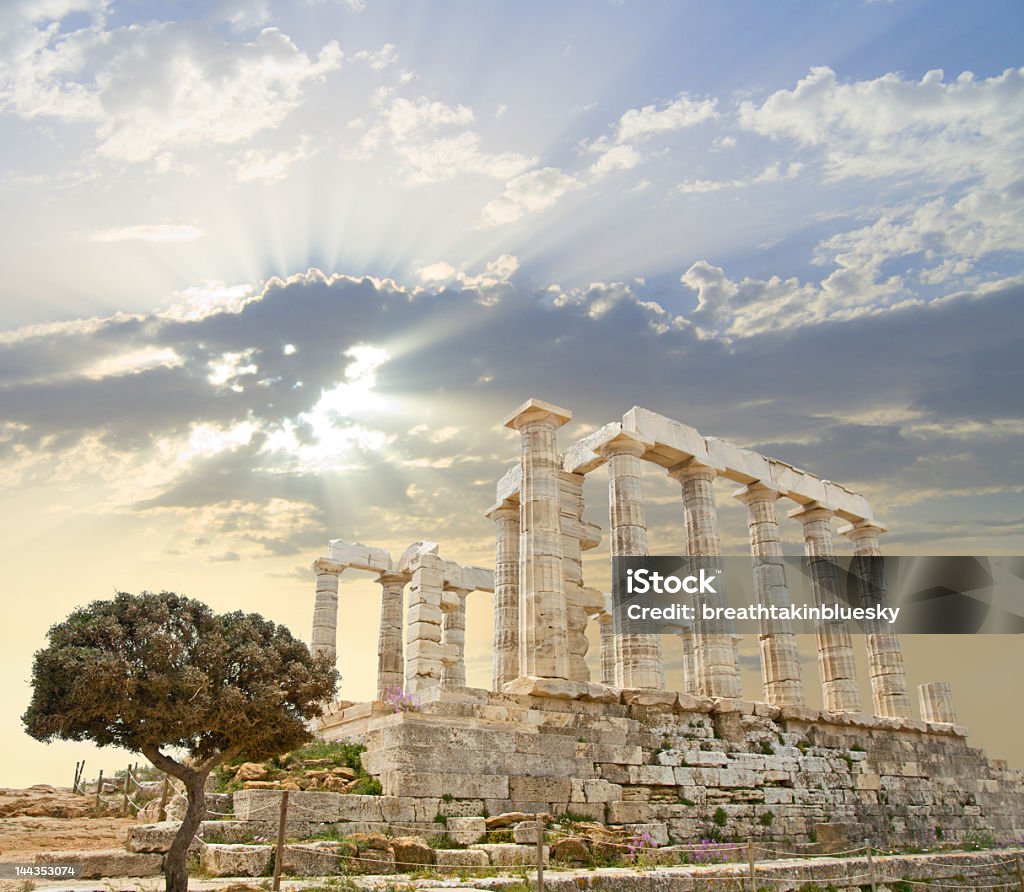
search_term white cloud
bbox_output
[208,349,259,390]
[232,137,312,183]
[612,93,717,143]
[1,15,342,163]
[481,168,581,227]
[589,144,641,178]
[89,223,204,243]
[353,43,397,70]
[161,282,256,321]
[82,347,183,379]
[677,161,804,194]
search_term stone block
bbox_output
[126,821,196,854]
[512,820,540,844]
[629,764,676,785]
[471,843,548,866]
[390,836,434,867]
[607,801,654,823]
[446,816,486,845]
[35,850,164,879]
[584,779,623,803]
[620,822,669,846]
[509,776,571,802]
[201,844,273,877]
[283,841,352,876]
[434,848,490,873]
[379,796,417,823]
[551,836,590,863]
[336,794,384,822]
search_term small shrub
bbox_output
[433,813,448,826]
[759,811,774,827]
[808,828,818,844]
[713,806,729,827]
[350,775,381,796]
[962,829,996,850]
[679,796,695,806]
[441,793,454,802]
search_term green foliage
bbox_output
[713,806,729,827]
[840,753,855,769]
[350,775,381,796]
[678,796,696,806]
[962,829,996,849]
[440,793,454,802]
[889,881,912,892]
[556,809,590,826]
[759,810,774,827]
[432,813,448,825]
[22,591,338,764]
[850,743,866,752]
[759,740,775,755]
[808,828,818,844]
[425,832,464,849]
[487,829,514,843]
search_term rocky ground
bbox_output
[0,786,135,863]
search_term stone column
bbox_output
[441,587,469,687]
[679,631,698,694]
[597,432,664,690]
[840,520,912,719]
[312,561,341,669]
[487,499,520,690]
[918,682,957,724]
[668,462,742,699]
[598,613,617,686]
[789,504,861,714]
[405,552,446,693]
[376,573,406,700]
[504,398,572,680]
[735,483,806,707]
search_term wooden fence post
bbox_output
[747,837,756,892]
[1014,852,1023,892]
[272,790,290,892]
[865,839,877,892]
[121,767,131,816]
[535,813,545,892]
[157,776,170,822]
[94,770,104,810]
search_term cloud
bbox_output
[481,167,581,227]
[611,93,717,143]
[89,224,204,243]
[0,12,342,163]
[232,137,313,183]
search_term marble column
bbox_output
[598,432,664,690]
[789,504,861,714]
[668,462,742,699]
[598,614,617,686]
[311,561,341,669]
[376,573,406,700]
[504,398,572,680]
[487,498,520,690]
[679,631,698,694]
[441,587,469,687]
[404,552,446,693]
[735,483,806,707]
[840,520,912,719]
[919,682,957,724]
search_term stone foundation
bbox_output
[313,685,1024,845]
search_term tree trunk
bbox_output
[164,769,208,892]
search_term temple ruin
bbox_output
[300,398,1023,846]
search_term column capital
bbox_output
[485,498,520,521]
[787,501,834,524]
[592,429,652,459]
[667,458,719,483]
[376,571,408,586]
[504,397,572,431]
[732,480,782,506]
[837,519,888,540]
[313,558,344,576]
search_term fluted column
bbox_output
[312,561,342,670]
[376,573,406,700]
[504,398,572,680]
[598,614,617,686]
[735,483,805,707]
[441,588,469,687]
[840,520,912,719]
[680,631,698,694]
[597,432,664,690]
[487,499,520,690]
[668,462,742,699]
[919,682,956,724]
[789,504,861,714]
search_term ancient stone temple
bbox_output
[305,398,1024,846]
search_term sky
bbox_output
[1,0,1023,788]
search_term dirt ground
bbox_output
[0,787,134,862]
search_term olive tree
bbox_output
[23,591,338,892]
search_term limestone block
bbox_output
[336,795,384,822]
[551,837,590,863]
[629,765,676,785]
[471,843,548,866]
[386,769,508,800]
[510,776,571,802]
[584,779,623,803]
[683,749,728,767]
[126,822,196,854]
[512,821,540,844]
[234,789,340,822]
[434,848,490,872]
[379,797,416,824]
[283,841,351,876]
[390,837,434,867]
[201,844,273,878]
[328,540,393,573]
[35,850,164,879]
[621,689,679,708]
[676,693,715,713]
[446,816,486,845]
[607,800,654,823]
[437,797,486,818]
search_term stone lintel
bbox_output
[496,463,521,502]
[313,557,344,576]
[503,397,573,431]
[561,422,623,474]
[591,428,654,459]
[328,539,394,573]
[787,501,834,523]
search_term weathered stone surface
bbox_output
[35,850,163,879]
[433,847,490,872]
[283,841,353,876]
[470,843,548,866]
[446,816,486,845]
[125,821,199,854]
[390,836,435,867]
[551,836,590,863]
[201,844,272,877]
[234,762,268,782]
